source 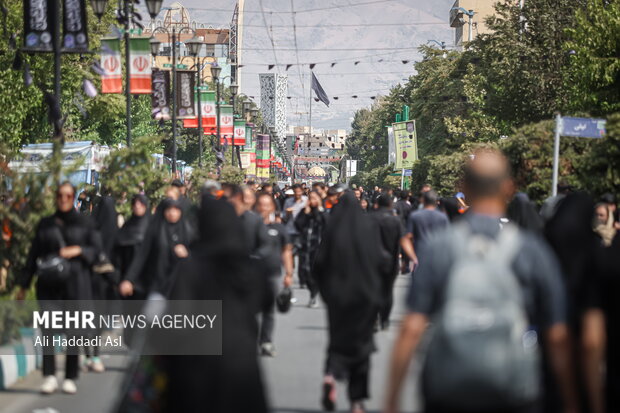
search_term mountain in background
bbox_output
[155,0,455,130]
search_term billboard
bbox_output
[393,120,418,169]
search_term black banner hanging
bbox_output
[62,0,89,52]
[23,0,54,52]
[151,69,171,121]
[175,70,195,119]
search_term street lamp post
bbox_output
[211,65,222,160]
[229,83,238,166]
[185,36,204,167]
[427,40,448,58]
[451,7,475,43]
[85,0,163,147]
[150,26,194,175]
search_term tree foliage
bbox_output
[99,135,170,217]
[348,0,619,202]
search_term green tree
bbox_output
[576,113,620,199]
[98,135,169,216]
[472,0,583,126]
[501,120,591,203]
[565,0,620,115]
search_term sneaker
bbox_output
[62,379,77,394]
[82,357,93,372]
[321,376,336,412]
[350,401,366,413]
[260,342,276,357]
[90,356,105,373]
[40,375,58,394]
[308,297,318,308]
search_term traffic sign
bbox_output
[162,63,188,69]
[561,117,606,138]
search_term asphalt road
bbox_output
[0,274,421,413]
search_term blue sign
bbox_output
[561,117,606,138]
[403,169,412,177]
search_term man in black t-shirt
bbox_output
[255,192,293,357]
[372,195,417,330]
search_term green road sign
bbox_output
[162,63,188,69]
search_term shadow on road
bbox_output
[296,325,327,331]
[0,388,40,395]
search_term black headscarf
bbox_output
[507,192,544,234]
[440,197,461,222]
[55,207,83,225]
[92,195,118,255]
[116,195,150,246]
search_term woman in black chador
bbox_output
[113,194,150,281]
[313,191,385,413]
[17,182,98,395]
[119,198,190,299]
[164,195,270,412]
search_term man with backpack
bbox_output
[384,148,577,413]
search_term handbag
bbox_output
[36,225,71,284]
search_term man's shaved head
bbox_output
[464,148,512,200]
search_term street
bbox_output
[0,275,420,413]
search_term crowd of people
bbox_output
[9,146,620,413]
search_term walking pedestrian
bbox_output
[295,190,326,307]
[385,148,577,413]
[88,192,119,372]
[371,194,417,330]
[406,189,449,265]
[224,184,270,261]
[545,192,606,413]
[119,198,190,299]
[113,194,150,283]
[120,195,270,413]
[17,182,99,395]
[255,192,294,357]
[314,191,386,413]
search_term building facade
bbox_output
[146,3,232,85]
[259,73,288,142]
[449,0,496,48]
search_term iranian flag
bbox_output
[233,120,246,146]
[219,105,234,145]
[101,38,122,93]
[129,37,151,94]
[183,90,217,129]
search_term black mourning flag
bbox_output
[311,72,329,107]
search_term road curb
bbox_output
[0,328,40,390]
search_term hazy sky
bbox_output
[154,0,454,130]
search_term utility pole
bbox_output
[124,0,132,146]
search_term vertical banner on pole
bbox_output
[61,0,88,52]
[256,134,270,180]
[100,38,122,94]
[234,120,246,146]
[129,37,152,94]
[151,69,170,120]
[184,91,217,129]
[387,126,396,165]
[175,70,195,118]
[218,105,234,144]
[243,149,256,178]
[393,120,418,170]
[245,125,254,148]
[23,0,54,52]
